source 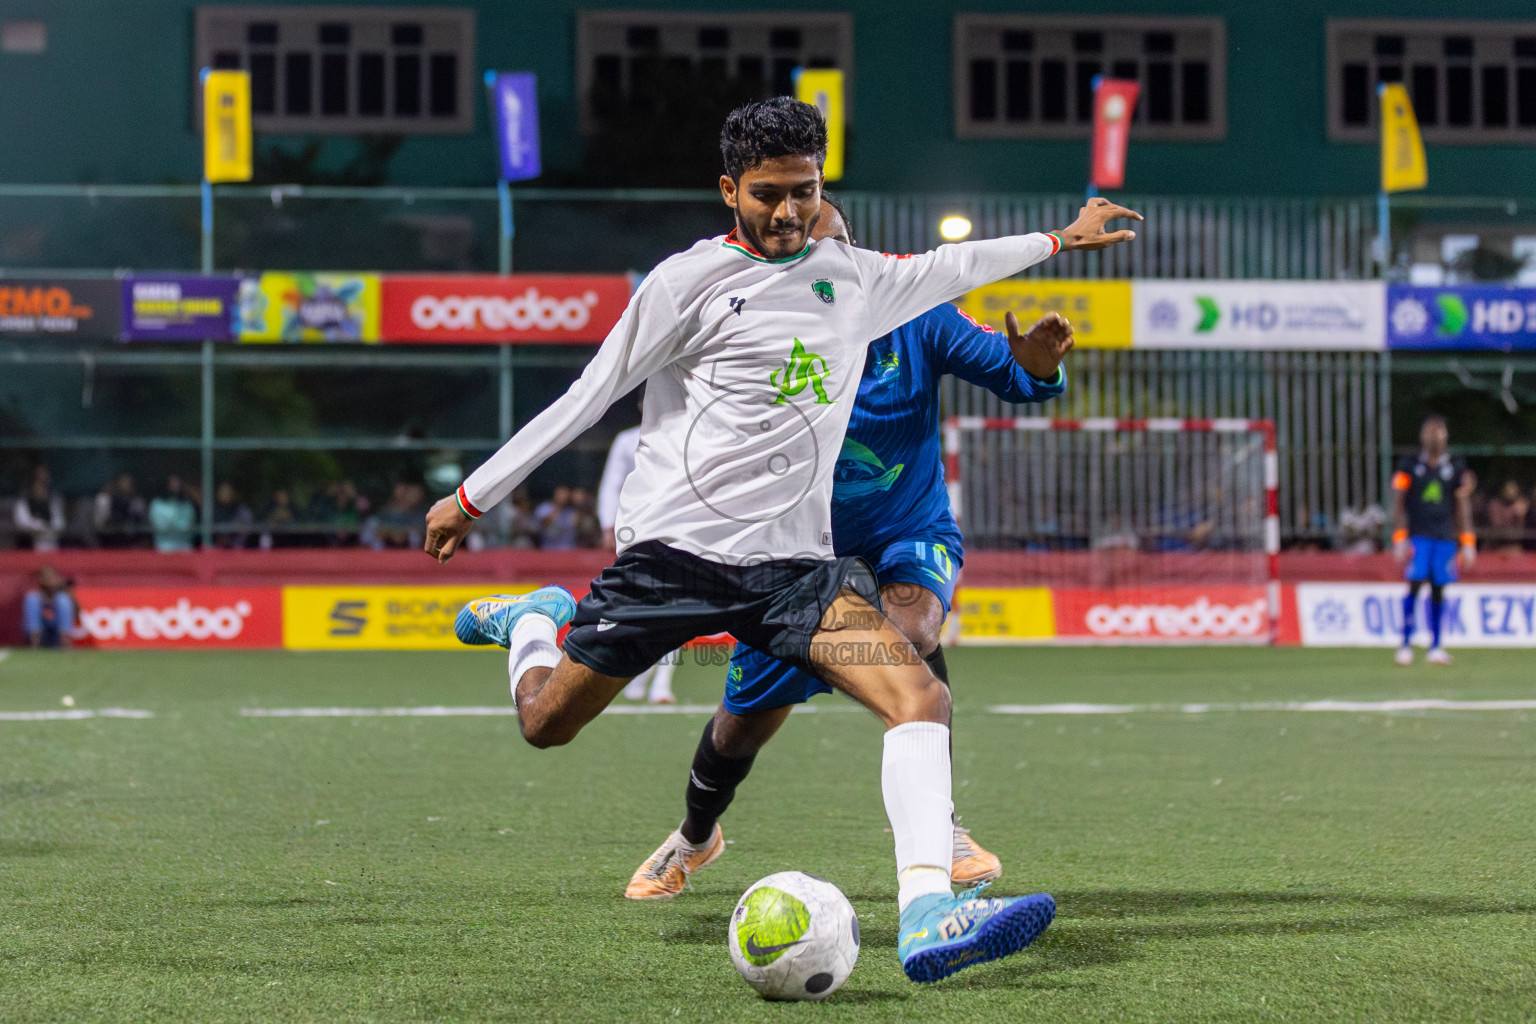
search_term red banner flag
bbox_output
[1089,77,1139,190]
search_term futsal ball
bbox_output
[728,871,859,1001]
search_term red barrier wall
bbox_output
[0,549,612,646]
[5,548,1533,647]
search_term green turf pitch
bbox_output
[2,646,1533,1022]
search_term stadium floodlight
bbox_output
[944,416,1281,645]
[939,216,973,240]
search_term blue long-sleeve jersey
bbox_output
[830,303,1066,563]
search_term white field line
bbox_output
[989,699,1536,715]
[0,649,11,665]
[0,708,154,721]
[240,703,861,719]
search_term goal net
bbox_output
[944,417,1279,645]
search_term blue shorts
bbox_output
[1406,535,1459,586]
[721,535,961,716]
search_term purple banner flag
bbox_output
[491,72,541,182]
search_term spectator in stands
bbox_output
[213,483,255,549]
[14,465,65,551]
[465,484,541,552]
[148,475,197,552]
[535,485,579,550]
[259,488,297,549]
[1289,502,1331,552]
[312,480,365,547]
[1485,480,1529,553]
[1338,504,1387,555]
[1090,515,1140,551]
[572,487,602,548]
[93,472,148,548]
[1526,484,1536,552]
[361,481,425,550]
[508,487,540,548]
[22,565,77,649]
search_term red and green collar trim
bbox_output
[1044,232,1064,256]
[721,229,811,264]
[455,485,482,520]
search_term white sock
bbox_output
[649,656,676,700]
[882,721,954,910]
[623,665,655,700]
[508,614,561,702]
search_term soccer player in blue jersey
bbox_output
[625,196,1073,903]
[1391,413,1476,666]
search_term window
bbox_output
[954,15,1225,140]
[194,6,475,134]
[575,11,852,129]
[1328,19,1536,143]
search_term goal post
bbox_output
[943,417,1280,645]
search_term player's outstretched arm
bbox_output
[423,273,687,563]
[1053,196,1143,251]
[849,198,1143,341]
[937,305,1070,404]
[1006,311,1074,381]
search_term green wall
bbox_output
[0,0,1533,195]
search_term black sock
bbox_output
[921,646,954,761]
[923,645,950,685]
[680,720,757,845]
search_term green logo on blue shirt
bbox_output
[833,438,904,499]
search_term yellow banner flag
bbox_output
[203,69,252,183]
[796,69,845,181]
[1379,82,1426,194]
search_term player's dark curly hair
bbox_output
[821,190,855,245]
[719,96,828,180]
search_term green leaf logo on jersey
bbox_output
[1422,479,1445,504]
[812,278,836,304]
[771,337,834,404]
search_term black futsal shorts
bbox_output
[562,540,881,680]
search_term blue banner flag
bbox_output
[489,72,541,182]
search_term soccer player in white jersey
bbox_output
[598,402,677,703]
[424,98,1140,983]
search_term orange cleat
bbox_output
[624,823,724,900]
[952,821,1003,886]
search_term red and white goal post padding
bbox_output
[943,417,1282,645]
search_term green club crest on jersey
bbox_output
[812,279,835,304]
[771,338,834,404]
[736,886,811,965]
[1422,479,1444,503]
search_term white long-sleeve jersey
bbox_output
[458,230,1061,563]
[597,425,641,530]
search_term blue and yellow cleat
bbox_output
[454,587,576,647]
[898,884,1055,984]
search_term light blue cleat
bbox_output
[898,884,1055,983]
[454,587,576,647]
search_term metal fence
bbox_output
[0,184,1384,280]
[845,193,1381,280]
